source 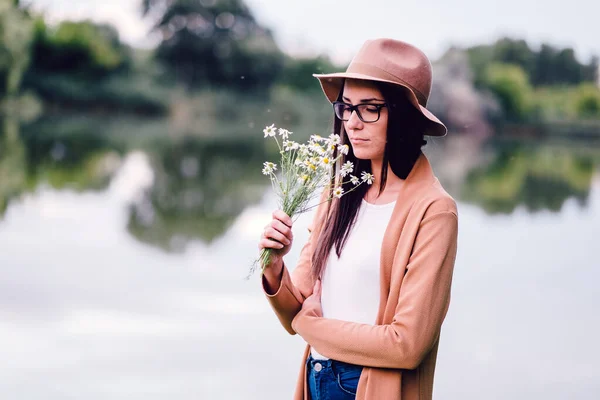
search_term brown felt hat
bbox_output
[314,38,447,137]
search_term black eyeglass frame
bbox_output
[332,101,388,123]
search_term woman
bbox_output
[259,38,458,400]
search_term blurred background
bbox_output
[1,0,599,398]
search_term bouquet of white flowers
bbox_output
[249,124,374,277]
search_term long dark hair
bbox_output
[311,80,428,280]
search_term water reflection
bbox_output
[460,141,597,213]
[0,117,123,218]
[127,137,268,252]
[0,118,26,216]
[1,117,600,250]
[1,116,600,399]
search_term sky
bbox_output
[25,0,600,64]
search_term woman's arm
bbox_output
[261,193,330,335]
[291,209,458,368]
[261,238,315,334]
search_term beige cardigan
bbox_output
[262,153,458,400]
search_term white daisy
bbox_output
[263,124,277,137]
[340,161,354,177]
[303,160,316,171]
[298,144,309,156]
[350,175,360,185]
[284,140,299,151]
[309,143,325,155]
[338,144,349,155]
[278,128,292,139]
[328,134,341,145]
[333,186,344,198]
[361,171,375,185]
[262,161,277,175]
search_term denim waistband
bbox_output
[306,354,362,370]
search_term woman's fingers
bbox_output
[263,227,290,246]
[258,210,294,255]
[270,219,293,241]
[258,237,285,250]
[272,210,293,228]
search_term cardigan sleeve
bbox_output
[291,209,458,369]
[261,193,330,335]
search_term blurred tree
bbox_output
[21,18,170,114]
[552,48,583,85]
[142,0,284,91]
[0,0,34,97]
[493,38,535,77]
[468,38,598,88]
[531,44,588,85]
[532,44,558,86]
[482,63,533,121]
[574,83,600,118]
[278,55,339,92]
[28,19,131,78]
[583,55,599,83]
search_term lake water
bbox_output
[1,120,599,399]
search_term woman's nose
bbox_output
[346,110,363,130]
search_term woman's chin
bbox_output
[353,152,372,161]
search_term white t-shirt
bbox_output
[311,199,396,360]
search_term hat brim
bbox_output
[313,72,447,137]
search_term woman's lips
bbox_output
[350,137,369,143]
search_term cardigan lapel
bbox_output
[377,153,437,323]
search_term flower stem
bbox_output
[259,247,272,273]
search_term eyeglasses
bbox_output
[332,101,387,123]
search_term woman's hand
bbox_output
[301,279,323,317]
[259,210,294,270]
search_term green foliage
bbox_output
[279,55,340,92]
[20,19,169,115]
[529,84,600,121]
[482,63,533,121]
[144,0,284,91]
[467,37,598,88]
[533,45,597,86]
[531,85,579,120]
[492,38,536,79]
[167,86,331,140]
[29,19,130,77]
[574,84,600,118]
[24,72,170,115]
[0,0,34,96]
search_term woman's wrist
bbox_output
[263,257,284,294]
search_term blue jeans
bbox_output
[306,355,363,400]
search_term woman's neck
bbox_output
[365,160,404,203]
[370,158,384,185]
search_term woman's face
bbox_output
[341,79,388,163]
